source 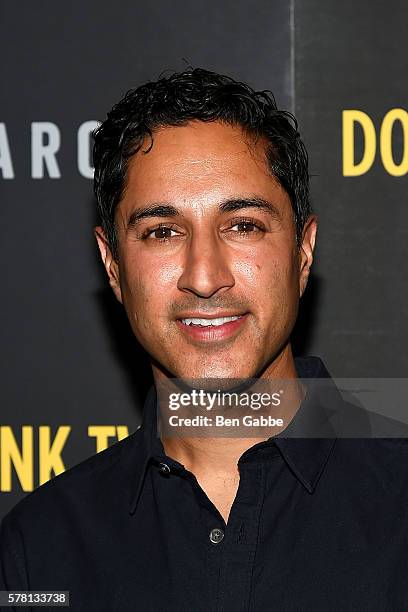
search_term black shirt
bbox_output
[1,356,408,611]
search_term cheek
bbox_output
[231,244,265,286]
[235,249,299,329]
[233,247,297,293]
[120,256,180,326]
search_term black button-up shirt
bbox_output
[1,356,408,611]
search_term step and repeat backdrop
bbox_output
[1,0,407,518]
[293,0,408,377]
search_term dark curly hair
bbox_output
[93,68,311,260]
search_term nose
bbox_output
[177,230,235,298]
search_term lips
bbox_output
[176,312,249,342]
[180,315,242,327]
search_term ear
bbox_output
[298,215,317,298]
[94,226,123,304]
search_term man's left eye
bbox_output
[229,221,261,233]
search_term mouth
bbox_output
[176,313,249,342]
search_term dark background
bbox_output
[294,0,408,377]
[1,0,406,517]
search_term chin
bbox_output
[177,360,254,381]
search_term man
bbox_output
[1,68,408,611]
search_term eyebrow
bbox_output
[126,197,282,229]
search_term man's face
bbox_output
[95,121,316,380]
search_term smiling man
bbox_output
[93,97,314,525]
[2,69,408,612]
[97,118,314,385]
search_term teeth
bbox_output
[181,316,241,327]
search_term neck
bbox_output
[155,343,302,476]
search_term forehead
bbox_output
[119,121,288,214]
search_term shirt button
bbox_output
[209,528,224,544]
[158,462,171,475]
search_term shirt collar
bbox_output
[273,356,337,493]
[121,384,163,515]
[123,356,339,514]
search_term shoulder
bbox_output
[0,429,145,588]
[333,437,408,475]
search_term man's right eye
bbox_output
[142,224,179,241]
